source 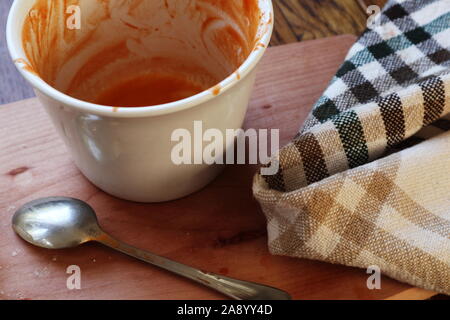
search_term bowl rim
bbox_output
[6,0,274,118]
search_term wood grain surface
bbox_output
[0,0,389,104]
[270,0,387,45]
[1,35,422,300]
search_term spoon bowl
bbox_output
[13,197,101,249]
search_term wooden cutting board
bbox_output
[0,35,434,300]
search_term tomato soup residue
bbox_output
[21,0,268,108]
[95,74,204,107]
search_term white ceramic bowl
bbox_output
[7,0,274,202]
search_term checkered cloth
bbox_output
[253,0,450,295]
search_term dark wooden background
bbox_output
[0,0,388,104]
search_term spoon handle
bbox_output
[96,232,291,300]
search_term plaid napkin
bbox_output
[253,0,450,294]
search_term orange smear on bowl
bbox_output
[95,74,205,107]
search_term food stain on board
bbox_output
[7,166,30,177]
[219,267,229,275]
[214,229,266,247]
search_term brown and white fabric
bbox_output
[253,0,450,294]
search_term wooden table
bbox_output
[271,0,387,45]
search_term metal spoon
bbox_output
[12,197,291,300]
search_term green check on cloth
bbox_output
[254,0,450,294]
